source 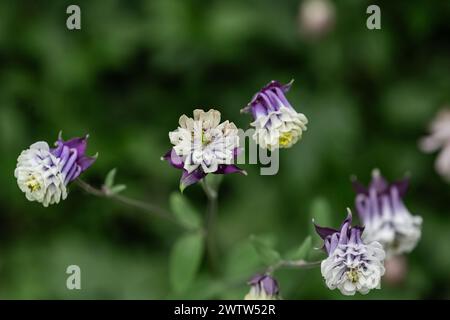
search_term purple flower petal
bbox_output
[162,148,184,169]
[180,168,206,192]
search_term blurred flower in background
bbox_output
[384,255,407,286]
[163,109,245,191]
[14,133,96,207]
[297,0,335,39]
[244,274,280,300]
[353,169,422,258]
[241,80,308,151]
[315,210,386,295]
[419,108,450,181]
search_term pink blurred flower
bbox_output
[419,108,450,181]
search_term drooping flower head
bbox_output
[241,80,308,151]
[163,109,245,191]
[15,133,97,207]
[419,108,450,181]
[352,169,422,257]
[244,274,280,300]
[314,209,385,296]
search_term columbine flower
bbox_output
[163,109,245,191]
[244,274,280,300]
[314,209,385,296]
[241,80,308,151]
[15,133,97,207]
[419,108,450,181]
[352,169,422,258]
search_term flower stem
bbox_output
[75,178,187,229]
[266,259,322,274]
[201,179,220,273]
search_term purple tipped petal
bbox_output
[242,80,296,119]
[314,224,338,240]
[180,168,206,192]
[78,155,97,172]
[369,170,389,194]
[351,178,368,195]
[261,276,279,296]
[163,148,184,169]
[50,133,96,184]
[313,210,364,256]
[215,164,246,175]
[392,177,409,197]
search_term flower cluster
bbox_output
[241,80,308,151]
[15,133,96,207]
[163,109,246,191]
[315,210,386,295]
[352,169,422,258]
[244,274,280,300]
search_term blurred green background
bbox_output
[0,0,449,299]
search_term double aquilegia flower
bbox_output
[163,109,245,191]
[352,169,422,257]
[419,108,450,181]
[241,80,308,151]
[15,133,97,207]
[244,274,280,300]
[314,210,385,296]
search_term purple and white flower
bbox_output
[353,169,422,257]
[15,133,97,207]
[241,80,308,151]
[163,109,245,191]
[419,108,450,181]
[314,210,385,296]
[244,274,280,300]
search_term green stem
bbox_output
[75,178,187,229]
[201,179,219,273]
[266,259,322,275]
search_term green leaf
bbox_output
[110,184,127,194]
[169,232,205,293]
[104,168,117,189]
[170,192,202,230]
[250,235,281,266]
[285,236,312,261]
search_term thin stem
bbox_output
[266,259,322,274]
[201,179,219,273]
[75,178,186,229]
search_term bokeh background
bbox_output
[0,0,449,299]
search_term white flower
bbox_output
[14,142,67,207]
[244,274,280,300]
[321,241,385,296]
[354,169,422,258]
[252,106,308,151]
[169,109,239,174]
[361,196,422,257]
[241,80,308,151]
[315,210,385,296]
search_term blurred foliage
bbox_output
[0,0,449,299]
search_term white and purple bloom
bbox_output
[244,274,280,300]
[419,108,450,181]
[314,210,385,296]
[241,80,308,151]
[163,109,246,191]
[15,133,97,207]
[353,169,422,258]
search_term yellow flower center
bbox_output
[26,175,41,192]
[279,131,294,147]
[346,268,360,283]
